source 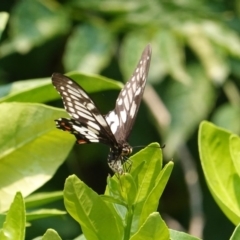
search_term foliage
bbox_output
[1,0,240,239]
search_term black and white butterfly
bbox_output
[52,44,152,174]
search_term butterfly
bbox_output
[52,44,152,174]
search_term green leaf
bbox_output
[63,23,114,73]
[74,234,87,240]
[120,35,151,82]
[139,162,173,227]
[67,72,122,93]
[5,0,70,55]
[200,20,240,58]
[130,143,163,202]
[130,212,169,240]
[26,209,66,221]
[230,224,240,240]
[0,72,122,103]
[64,175,123,240]
[42,229,62,240]
[126,143,172,234]
[156,29,191,84]
[25,191,63,209]
[198,121,240,224]
[0,192,25,240]
[0,103,74,212]
[185,24,229,84]
[69,0,142,13]
[0,12,9,40]
[0,215,6,228]
[230,135,240,178]
[170,229,201,240]
[120,173,138,206]
[0,77,56,103]
[163,65,215,157]
[211,104,240,134]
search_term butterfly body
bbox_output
[52,44,152,174]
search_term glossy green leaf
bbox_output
[170,229,201,240]
[0,215,6,228]
[42,229,62,240]
[0,72,122,103]
[63,175,122,240]
[130,212,169,240]
[0,192,25,240]
[120,173,138,206]
[139,162,173,227]
[127,143,172,234]
[230,135,240,178]
[198,121,240,224]
[0,12,9,40]
[230,224,240,240]
[25,191,63,208]
[26,209,66,221]
[130,143,162,201]
[0,103,74,212]
[75,234,87,240]
[63,23,114,73]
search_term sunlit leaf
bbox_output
[42,229,62,240]
[0,192,25,240]
[0,72,122,103]
[199,121,240,224]
[0,103,74,212]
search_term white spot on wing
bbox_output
[68,106,76,113]
[95,115,108,128]
[117,98,123,105]
[87,103,95,111]
[87,126,100,135]
[127,89,133,103]
[124,96,129,110]
[87,121,101,131]
[135,87,141,96]
[72,113,80,119]
[77,111,95,121]
[110,115,119,134]
[130,102,137,118]
[120,109,127,123]
[106,111,116,124]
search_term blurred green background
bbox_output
[1,0,240,239]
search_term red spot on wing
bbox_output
[60,122,71,131]
[77,139,87,144]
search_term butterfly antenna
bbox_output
[132,144,166,150]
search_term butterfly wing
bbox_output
[105,44,152,142]
[52,73,117,146]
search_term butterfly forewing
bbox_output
[105,45,152,142]
[52,73,117,146]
